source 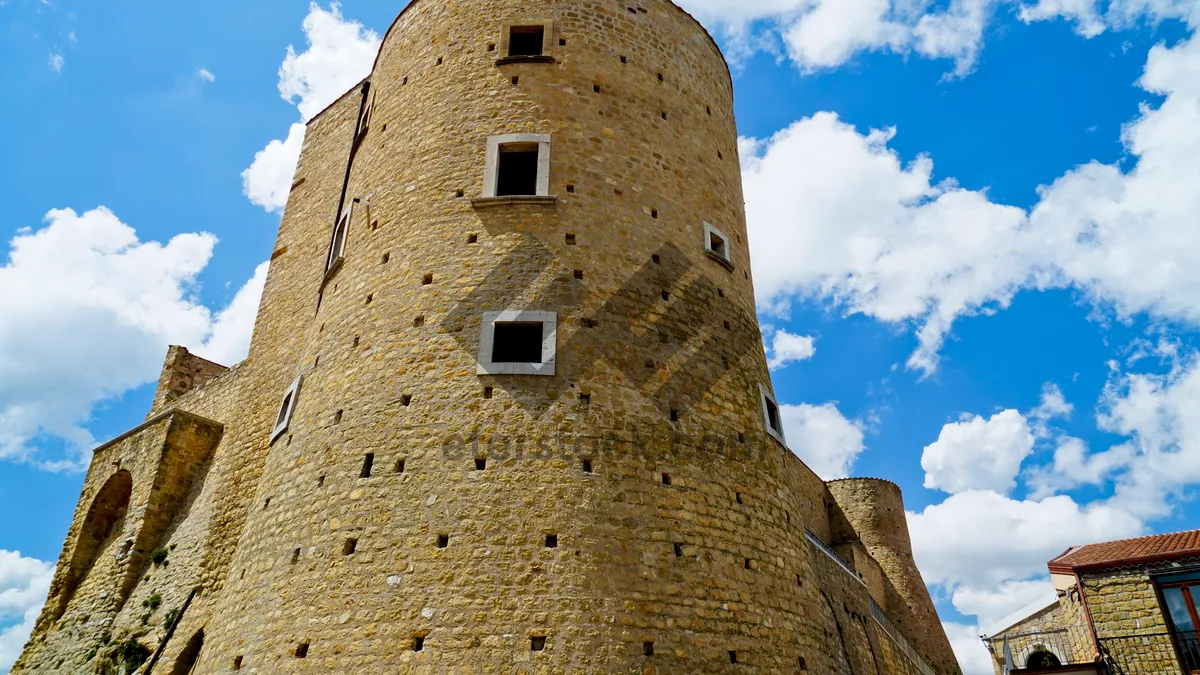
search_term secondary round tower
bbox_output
[14,1,960,673]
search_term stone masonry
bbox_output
[14,1,959,673]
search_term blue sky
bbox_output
[3,0,1200,671]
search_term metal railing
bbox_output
[989,626,1095,674]
[869,597,936,675]
[804,530,935,675]
[804,528,863,585]
[1100,629,1200,675]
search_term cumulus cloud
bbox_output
[780,402,865,479]
[680,0,1000,76]
[743,29,1200,375]
[48,53,62,73]
[198,68,215,83]
[0,551,52,674]
[0,208,264,470]
[196,261,269,366]
[943,621,996,675]
[767,330,816,370]
[1019,0,1200,36]
[242,123,306,214]
[908,490,1142,590]
[242,3,380,212]
[922,410,1036,494]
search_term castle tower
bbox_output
[15,2,960,673]
[826,478,960,675]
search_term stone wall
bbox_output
[14,1,958,673]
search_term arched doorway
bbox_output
[1026,648,1062,669]
[170,628,204,675]
[55,470,133,618]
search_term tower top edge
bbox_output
[307,0,731,126]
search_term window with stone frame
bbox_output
[703,221,734,269]
[760,384,786,446]
[477,311,557,376]
[497,21,555,64]
[479,134,553,200]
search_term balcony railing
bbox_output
[1100,629,1200,675]
[989,626,1095,674]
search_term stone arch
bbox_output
[54,470,133,618]
[170,628,204,675]
[1018,642,1065,669]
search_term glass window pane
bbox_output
[1189,586,1200,629]
[1166,587,1195,631]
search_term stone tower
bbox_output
[15,1,960,673]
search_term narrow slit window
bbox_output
[327,207,352,271]
[271,377,302,442]
[508,25,545,57]
[361,453,374,478]
[497,144,540,196]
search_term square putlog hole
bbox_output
[295,642,310,658]
[545,534,558,548]
[644,641,655,656]
[531,636,547,652]
[437,534,449,549]
[342,538,358,556]
[412,635,425,652]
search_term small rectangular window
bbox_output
[703,222,734,268]
[477,311,557,376]
[497,145,540,196]
[508,26,545,57]
[760,384,786,445]
[481,134,552,200]
[492,322,545,363]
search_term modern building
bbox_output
[14,1,960,672]
[983,530,1200,675]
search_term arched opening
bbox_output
[1026,648,1062,669]
[170,628,204,675]
[55,470,133,618]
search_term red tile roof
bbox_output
[1049,530,1200,572]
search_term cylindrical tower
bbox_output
[826,478,960,674]
[177,1,929,672]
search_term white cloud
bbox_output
[196,261,268,366]
[242,3,380,213]
[0,208,263,470]
[198,68,215,83]
[741,113,1032,375]
[1088,352,1200,520]
[1031,383,1073,427]
[767,330,816,370]
[679,0,999,75]
[241,123,306,213]
[0,551,52,674]
[780,402,865,479]
[48,53,62,72]
[908,490,1142,590]
[743,30,1200,375]
[922,410,1036,494]
[952,579,1056,629]
[943,622,995,675]
[1019,0,1199,36]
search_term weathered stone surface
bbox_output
[14,2,958,673]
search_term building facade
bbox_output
[984,530,1200,675]
[14,1,959,673]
